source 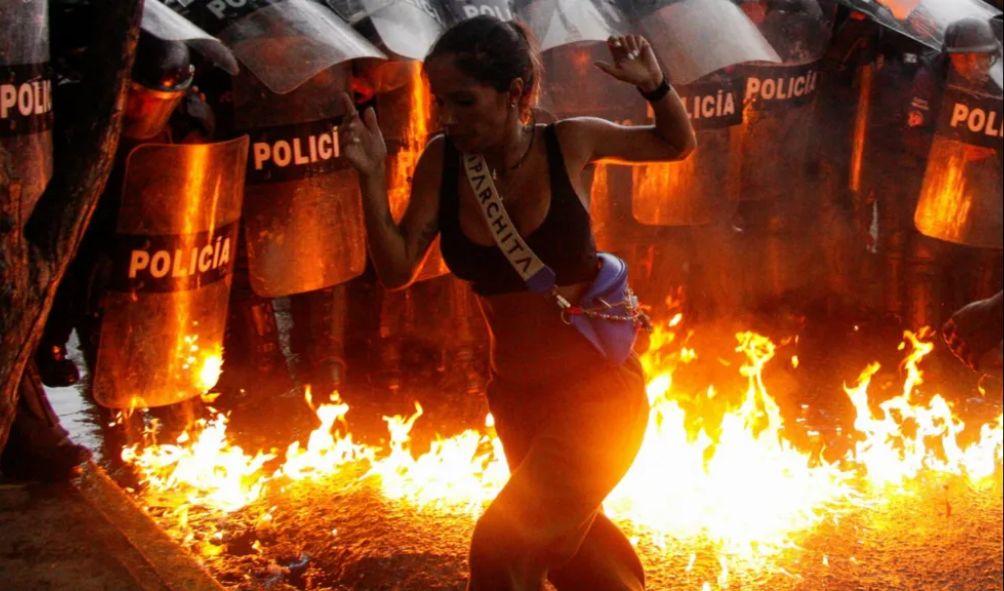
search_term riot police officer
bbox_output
[34,30,199,388]
[905,17,1003,330]
[860,29,939,327]
[7,27,213,479]
[811,8,883,314]
[734,0,833,314]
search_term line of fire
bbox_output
[1,1,1002,590]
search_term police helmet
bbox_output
[132,30,194,92]
[122,31,195,139]
[944,17,1000,54]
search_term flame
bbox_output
[196,349,223,392]
[122,318,1002,580]
[367,404,508,517]
[278,389,375,481]
[121,413,275,513]
[383,62,448,279]
[845,330,1004,487]
[606,331,856,561]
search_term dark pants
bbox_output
[468,355,649,591]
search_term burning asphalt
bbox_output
[111,317,1003,591]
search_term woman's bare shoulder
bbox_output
[422,133,447,160]
[554,116,617,135]
[410,133,448,198]
[552,117,614,165]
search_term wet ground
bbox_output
[43,316,1004,591]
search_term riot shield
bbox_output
[538,42,644,121]
[357,0,446,60]
[93,137,249,409]
[737,0,832,202]
[632,70,744,225]
[142,0,239,75]
[379,61,449,281]
[1,0,52,227]
[235,66,368,297]
[729,0,833,306]
[833,0,999,50]
[444,0,515,23]
[516,0,626,53]
[633,0,780,85]
[163,0,384,94]
[736,60,826,202]
[914,78,1003,249]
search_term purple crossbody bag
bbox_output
[462,153,651,365]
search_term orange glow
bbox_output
[95,139,245,409]
[849,64,873,193]
[387,62,432,221]
[121,412,275,513]
[278,388,375,481]
[632,159,700,224]
[914,137,1000,247]
[915,141,970,239]
[385,62,449,279]
[607,331,856,563]
[631,128,741,225]
[876,0,922,20]
[123,321,1003,583]
[846,330,1003,486]
[367,404,509,517]
[589,163,614,250]
[195,347,223,393]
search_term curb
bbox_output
[76,462,226,591]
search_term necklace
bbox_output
[491,125,535,181]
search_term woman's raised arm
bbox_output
[562,35,697,165]
[338,93,443,289]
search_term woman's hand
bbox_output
[594,35,663,93]
[338,92,387,179]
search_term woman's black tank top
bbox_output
[438,123,598,296]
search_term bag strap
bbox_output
[461,152,557,293]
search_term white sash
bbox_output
[461,152,557,293]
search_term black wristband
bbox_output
[638,77,671,102]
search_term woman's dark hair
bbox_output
[426,15,542,117]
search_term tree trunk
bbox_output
[0,1,143,449]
